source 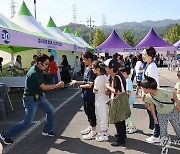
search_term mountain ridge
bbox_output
[60,19,180,46]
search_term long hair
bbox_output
[62,55,69,66]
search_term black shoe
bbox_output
[114,134,127,140]
[42,131,55,137]
[0,133,13,145]
[111,141,125,147]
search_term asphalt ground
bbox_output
[0,68,180,154]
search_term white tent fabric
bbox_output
[12,2,74,51]
[75,35,93,49]
[63,26,86,51]
[74,31,93,49]
[47,27,73,44]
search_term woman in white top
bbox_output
[134,54,144,96]
[92,60,109,142]
[142,47,160,144]
[14,55,24,76]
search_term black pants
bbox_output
[131,69,136,82]
[114,120,126,143]
[83,99,96,127]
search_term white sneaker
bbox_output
[82,131,96,140]
[80,126,91,135]
[95,133,109,142]
[145,136,160,143]
[127,127,137,134]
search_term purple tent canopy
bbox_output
[95,30,132,52]
[136,28,172,48]
[174,40,180,47]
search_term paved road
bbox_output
[0,68,180,154]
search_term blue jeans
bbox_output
[3,96,54,139]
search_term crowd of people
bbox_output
[0,48,180,154]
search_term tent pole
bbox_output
[10,47,14,65]
[175,47,177,66]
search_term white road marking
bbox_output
[2,91,81,154]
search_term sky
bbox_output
[0,0,180,27]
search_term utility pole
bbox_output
[34,0,37,19]
[102,14,106,32]
[72,4,77,23]
[10,0,16,18]
[87,16,95,45]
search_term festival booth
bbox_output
[12,2,80,68]
[12,2,74,50]
[46,17,74,46]
[46,17,85,67]
[0,2,74,87]
[62,25,87,66]
[135,28,174,53]
[95,30,132,56]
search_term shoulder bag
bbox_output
[107,75,131,124]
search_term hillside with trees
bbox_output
[59,19,180,47]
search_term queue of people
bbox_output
[0,49,180,154]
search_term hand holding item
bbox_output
[69,80,77,86]
[57,81,64,88]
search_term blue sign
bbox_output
[2,30,10,44]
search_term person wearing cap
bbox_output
[70,51,97,140]
[101,59,127,146]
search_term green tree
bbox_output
[92,29,106,47]
[121,29,135,47]
[165,24,180,44]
